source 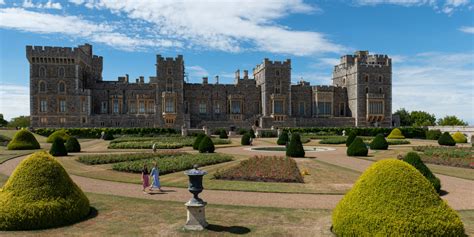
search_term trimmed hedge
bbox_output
[198,136,215,153]
[332,159,464,236]
[319,136,347,144]
[347,137,368,156]
[35,127,178,139]
[403,152,441,193]
[241,133,251,145]
[286,127,427,139]
[438,132,456,146]
[65,137,81,152]
[426,129,442,140]
[286,133,305,158]
[451,132,467,143]
[277,130,289,145]
[387,128,405,139]
[46,129,70,143]
[7,129,40,150]
[0,151,90,230]
[49,138,68,157]
[77,152,184,165]
[345,132,357,147]
[102,132,114,140]
[219,129,228,139]
[386,139,410,145]
[369,134,388,150]
[193,133,206,150]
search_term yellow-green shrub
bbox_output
[0,151,90,230]
[332,159,464,236]
[46,129,70,143]
[451,132,467,143]
[387,128,405,139]
[7,129,40,150]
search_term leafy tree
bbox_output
[410,111,436,126]
[393,108,411,126]
[0,114,8,127]
[8,116,30,128]
[437,115,468,126]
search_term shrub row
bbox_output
[109,136,230,149]
[213,156,303,183]
[286,127,427,138]
[35,127,178,138]
[108,142,184,149]
[386,139,411,145]
[319,136,347,144]
[77,152,184,165]
[112,153,233,174]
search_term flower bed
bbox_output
[386,139,410,145]
[112,153,233,174]
[77,151,184,165]
[319,136,347,144]
[107,136,230,149]
[412,146,473,168]
[213,156,303,183]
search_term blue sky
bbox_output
[0,0,473,124]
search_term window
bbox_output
[317,102,332,116]
[339,103,345,116]
[139,101,145,113]
[369,101,384,114]
[275,80,281,94]
[40,117,47,124]
[40,100,47,112]
[165,98,175,113]
[343,77,346,85]
[147,101,155,113]
[166,78,173,92]
[101,101,108,114]
[59,100,66,112]
[230,101,241,114]
[39,81,46,92]
[58,67,65,78]
[299,102,305,116]
[129,101,136,113]
[81,99,87,113]
[365,75,369,83]
[100,121,105,126]
[379,87,383,93]
[113,99,119,113]
[60,117,66,124]
[378,75,383,83]
[39,67,46,77]
[275,69,280,76]
[199,102,207,114]
[273,100,283,114]
[365,87,369,94]
[167,67,173,75]
[58,82,66,93]
[214,102,221,114]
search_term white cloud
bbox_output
[0,0,4,5]
[459,26,474,34]
[22,0,62,9]
[0,84,30,120]
[355,0,472,14]
[187,65,209,81]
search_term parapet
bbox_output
[254,58,291,73]
[337,50,391,67]
[156,54,184,63]
[312,85,335,92]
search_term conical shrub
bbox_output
[369,134,389,150]
[277,130,289,145]
[387,128,405,139]
[248,129,256,139]
[286,133,305,158]
[347,137,368,156]
[403,152,441,193]
[46,129,70,143]
[345,132,357,147]
[451,132,467,143]
[198,136,215,153]
[49,138,68,156]
[332,159,464,236]
[438,132,456,146]
[0,151,90,230]
[241,133,251,145]
[193,133,206,150]
[219,129,228,139]
[7,129,40,150]
[65,137,81,152]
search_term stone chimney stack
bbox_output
[215,75,219,84]
[243,70,248,79]
[202,76,208,85]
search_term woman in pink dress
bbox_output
[141,164,150,193]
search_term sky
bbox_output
[0,0,473,124]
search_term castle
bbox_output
[27,44,392,129]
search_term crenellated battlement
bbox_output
[313,85,335,92]
[156,54,183,63]
[336,50,391,69]
[254,58,291,73]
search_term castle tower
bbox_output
[332,51,392,127]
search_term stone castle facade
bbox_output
[27,44,392,129]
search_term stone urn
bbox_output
[183,165,208,230]
[184,165,208,204]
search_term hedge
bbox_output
[35,127,178,139]
[46,129,70,143]
[286,133,305,158]
[403,152,441,193]
[369,134,389,150]
[438,132,456,146]
[49,138,68,157]
[65,137,81,152]
[347,137,368,156]
[426,130,442,140]
[77,152,184,165]
[332,159,464,236]
[319,136,347,144]
[286,127,427,139]
[0,151,90,230]
[219,129,228,139]
[198,136,215,153]
[192,133,206,150]
[7,129,40,150]
[387,128,405,139]
[451,132,467,143]
[241,133,251,145]
[277,131,289,145]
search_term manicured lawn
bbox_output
[108,136,231,149]
[0,146,36,164]
[0,129,47,143]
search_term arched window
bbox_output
[364,75,369,83]
[58,81,66,93]
[379,87,383,93]
[39,81,46,92]
[342,77,346,85]
[166,78,173,92]
[39,67,46,77]
[275,69,280,76]
[365,87,369,94]
[58,67,65,78]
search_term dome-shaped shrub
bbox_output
[219,129,228,139]
[198,136,215,153]
[0,151,90,230]
[65,137,81,152]
[277,130,289,145]
[387,128,405,139]
[46,129,70,143]
[102,132,114,141]
[369,134,389,150]
[7,129,40,150]
[241,133,251,145]
[286,133,305,158]
[345,132,357,147]
[346,137,368,156]
[438,132,456,146]
[332,159,464,236]
[49,138,68,156]
[451,132,467,143]
[403,152,441,193]
[193,133,206,150]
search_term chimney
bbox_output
[215,75,219,84]
[235,70,240,80]
[202,76,208,85]
[243,70,248,79]
[139,76,144,83]
[136,79,139,83]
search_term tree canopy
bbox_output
[437,115,468,126]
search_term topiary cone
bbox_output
[451,132,467,143]
[369,134,389,150]
[49,137,68,156]
[193,133,206,150]
[0,151,90,230]
[65,137,81,152]
[198,136,215,153]
[286,133,305,158]
[46,129,71,143]
[387,128,405,139]
[7,129,40,150]
[403,152,441,193]
[241,133,251,145]
[346,137,368,156]
[332,159,464,236]
[438,132,456,146]
[277,130,289,145]
[345,132,357,147]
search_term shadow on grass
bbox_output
[206,224,251,235]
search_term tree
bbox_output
[8,116,30,128]
[286,133,305,158]
[0,114,8,127]
[410,111,436,126]
[393,108,411,126]
[437,115,468,126]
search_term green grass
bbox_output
[108,136,231,149]
[0,130,47,143]
[0,146,35,164]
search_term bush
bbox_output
[0,151,90,230]
[248,129,256,138]
[65,137,81,152]
[7,129,40,150]
[78,152,184,165]
[426,129,442,140]
[438,132,456,146]
[49,138,68,156]
[451,132,467,143]
[332,159,464,236]
[193,133,206,150]
[319,136,347,144]
[46,129,70,143]
[241,133,251,145]
[369,134,388,150]
[0,134,11,145]
[198,136,215,153]
[102,132,114,140]
[386,139,410,145]
[347,137,368,156]
[387,128,405,139]
[277,130,289,145]
[345,132,357,147]
[219,129,228,139]
[286,133,305,158]
[35,127,178,139]
[403,152,441,193]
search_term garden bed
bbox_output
[77,151,185,165]
[213,156,304,183]
[412,146,473,168]
[107,136,230,149]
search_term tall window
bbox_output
[147,101,155,113]
[317,102,332,116]
[58,82,66,93]
[379,87,383,93]
[139,101,145,113]
[365,87,369,94]
[275,69,280,76]
[275,80,281,94]
[199,102,207,114]
[214,102,221,114]
[59,100,66,112]
[299,101,305,115]
[39,81,46,92]
[364,75,369,83]
[113,99,119,113]
[166,78,173,92]
[369,101,384,114]
[129,101,136,113]
[40,100,47,112]
[231,101,241,114]
[165,98,175,113]
[39,67,46,77]
[273,100,283,114]
[60,117,66,124]
[58,67,65,78]
[101,101,108,113]
[378,75,383,83]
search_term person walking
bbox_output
[149,162,163,192]
[141,164,150,193]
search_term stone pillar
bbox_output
[277,128,282,137]
[184,201,208,231]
